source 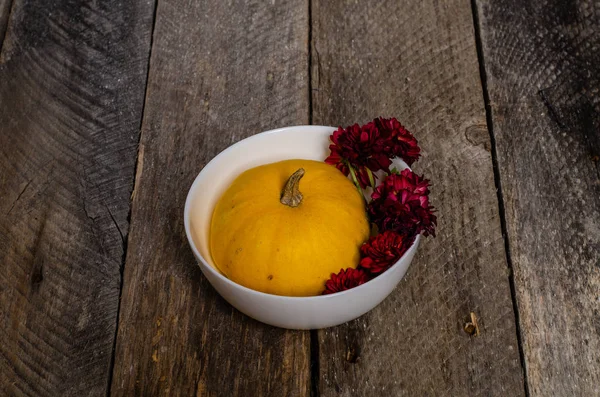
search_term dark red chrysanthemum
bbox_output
[368,169,437,237]
[322,267,370,295]
[359,231,415,275]
[375,117,421,166]
[324,122,392,188]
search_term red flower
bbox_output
[322,267,369,295]
[324,122,392,188]
[359,231,415,274]
[368,169,437,237]
[375,117,420,166]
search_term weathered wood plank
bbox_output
[476,0,600,395]
[0,0,154,395]
[311,0,525,395]
[110,1,311,396]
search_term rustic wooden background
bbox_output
[1,0,598,396]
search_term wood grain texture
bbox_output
[311,0,525,395]
[476,0,600,395]
[0,0,13,53]
[110,1,311,396]
[0,0,154,395]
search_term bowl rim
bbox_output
[183,125,421,301]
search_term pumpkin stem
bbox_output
[280,168,305,207]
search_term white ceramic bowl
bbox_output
[184,125,420,329]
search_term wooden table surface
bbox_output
[1,0,599,396]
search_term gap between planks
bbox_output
[105,0,161,395]
[469,0,530,395]
[307,1,320,396]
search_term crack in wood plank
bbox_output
[6,178,32,215]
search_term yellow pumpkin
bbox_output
[210,159,370,296]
